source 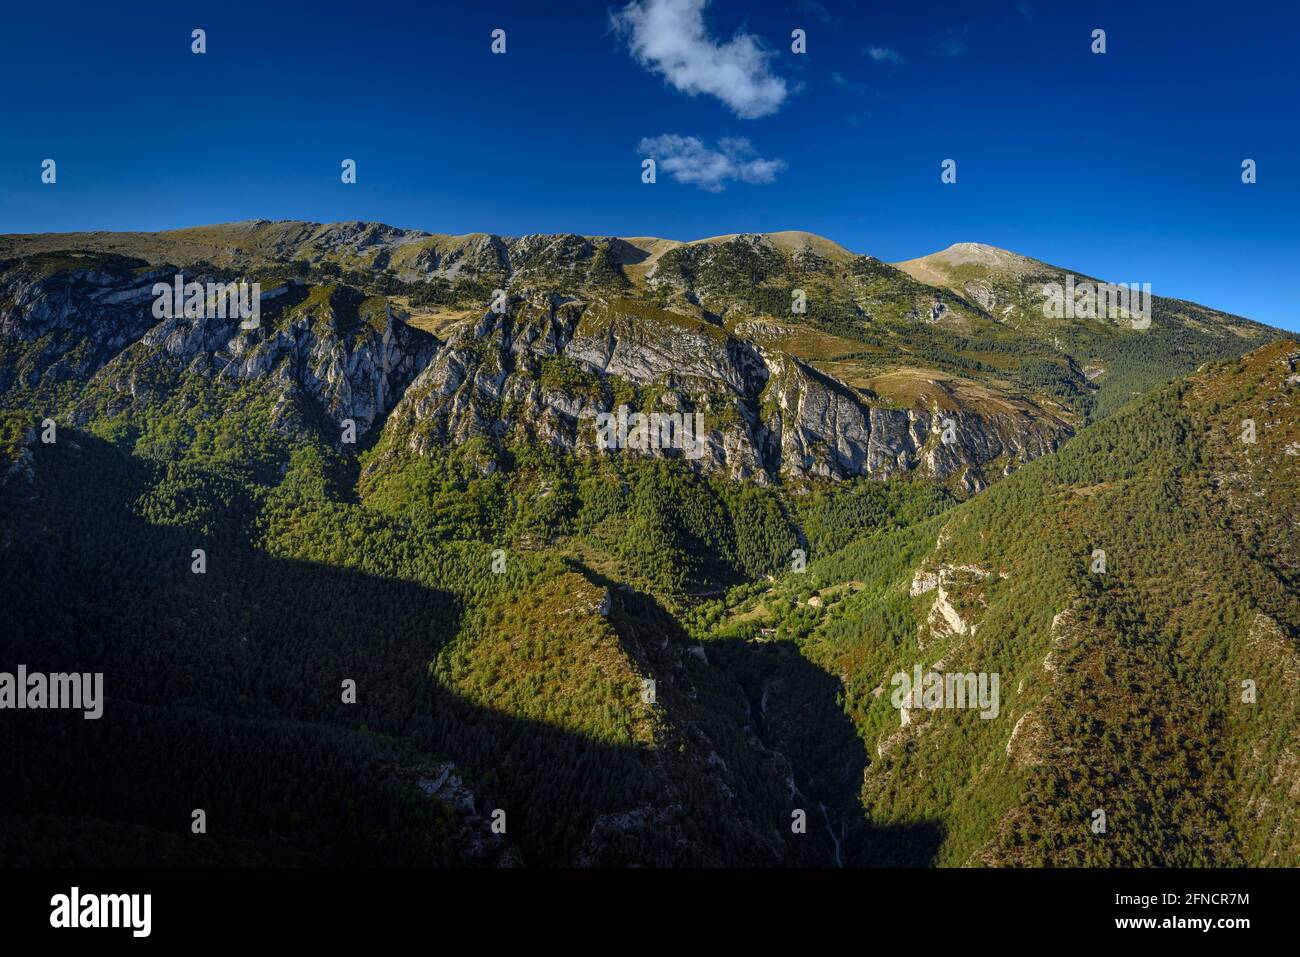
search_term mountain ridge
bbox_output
[0,222,1284,497]
[0,222,1265,322]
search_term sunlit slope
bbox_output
[894,242,1277,418]
[790,339,1300,865]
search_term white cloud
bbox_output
[638,135,786,192]
[611,0,788,119]
[864,45,906,65]
[832,72,868,94]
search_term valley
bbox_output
[1,221,1294,867]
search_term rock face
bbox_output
[0,261,168,394]
[1,260,437,444]
[910,561,1005,647]
[414,762,520,866]
[163,287,434,439]
[372,291,1071,486]
[0,242,1074,488]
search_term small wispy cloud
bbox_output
[611,0,788,119]
[794,0,834,24]
[1016,2,1035,21]
[832,72,869,94]
[864,45,907,66]
[638,135,786,192]
[934,25,973,58]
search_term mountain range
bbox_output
[1,221,1294,866]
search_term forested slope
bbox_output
[1,224,1293,867]
[751,341,1300,865]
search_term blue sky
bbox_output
[2,0,1298,330]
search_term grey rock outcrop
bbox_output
[2,259,1072,487]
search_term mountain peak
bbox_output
[892,242,1040,281]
